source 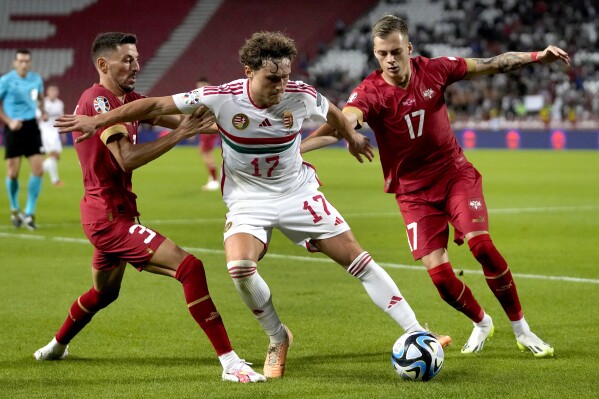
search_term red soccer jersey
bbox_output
[73,84,143,224]
[345,56,470,194]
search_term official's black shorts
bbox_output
[3,119,44,159]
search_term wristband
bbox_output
[531,51,539,62]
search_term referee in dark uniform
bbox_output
[0,49,47,230]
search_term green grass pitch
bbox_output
[1,146,598,398]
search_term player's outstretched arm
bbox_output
[107,113,209,172]
[465,45,570,79]
[300,123,342,153]
[55,96,181,143]
[325,101,373,163]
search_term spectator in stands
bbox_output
[310,1,598,125]
[0,49,46,230]
[302,14,570,358]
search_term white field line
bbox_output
[1,231,598,285]
[1,204,597,230]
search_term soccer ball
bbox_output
[391,331,444,381]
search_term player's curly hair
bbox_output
[372,15,409,39]
[91,32,137,61]
[239,31,297,71]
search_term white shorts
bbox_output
[223,186,351,252]
[40,124,62,153]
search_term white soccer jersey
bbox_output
[173,79,330,203]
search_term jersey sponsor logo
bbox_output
[183,89,201,105]
[347,92,358,103]
[334,216,344,226]
[402,98,416,106]
[258,118,272,127]
[93,96,110,113]
[224,221,233,233]
[422,88,435,99]
[468,199,483,210]
[283,110,293,129]
[232,113,249,130]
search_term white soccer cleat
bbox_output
[461,319,495,354]
[202,179,219,191]
[516,331,554,358]
[34,338,69,360]
[222,359,267,383]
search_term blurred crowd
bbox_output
[305,0,599,129]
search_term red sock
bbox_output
[55,287,118,344]
[428,262,484,323]
[175,255,232,356]
[208,166,217,181]
[469,234,523,321]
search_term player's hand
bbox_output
[8,119,23,131]
[191,105,217,134]
[347,133,374,163]
[539,45,571,68]
[54,114,97,143]
[176,113,216,139]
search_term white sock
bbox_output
[511,316,531,336]
[43,157,59,184]
[218,350,240,370]
[347,252,422,333]
[49,337,67,352]
[227,260,285,342]
[475,313,493,328]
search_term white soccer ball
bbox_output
[391,331,444,381]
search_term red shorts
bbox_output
[82,217,167,271]
[396,166,489,260]
[199,134,220,153]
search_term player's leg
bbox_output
[466,232,554,357]
[224,231,289,379]
[450,167,553,356]
[314,231,434,335]
[5,155,23,226]
[34,260,126,360]
[147,235,265,382]
[43,152,62,186]
[18,122,45,229]
[21,153,44,229]
[199,136,218,190]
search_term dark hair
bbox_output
[372,15,409,39]
[15,48,31,58]
[239,31,297,71]
[91,32,137,62]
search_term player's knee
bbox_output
[85,287,119,311]
[174,255,205,283]
[468,234,507,275]
[97,289,119,308]
[427,263,457,301]
[227,260,257,280]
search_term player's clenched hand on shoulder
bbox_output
[191,105,218,134]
